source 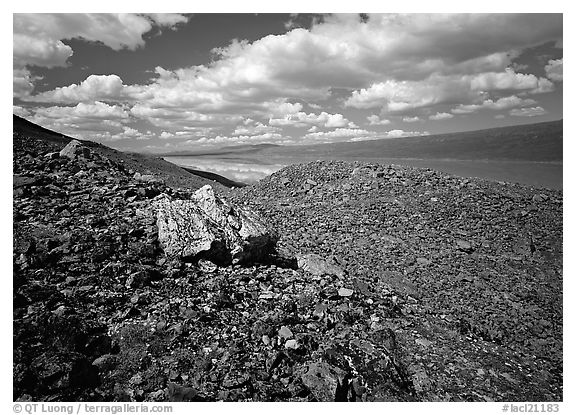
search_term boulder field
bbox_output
[13,132,562,402]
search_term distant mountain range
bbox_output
[160,120,562,162]
[157,143,281,157]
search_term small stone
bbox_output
[313,303,328,319]
[262,335,271,345]
[416,257,431,266]
[92,354,116,371]
[198,259,217,273]
[338,287,354,297]
[296,254,345,278]
[45,152,60,160]
[278,326,293,339]
[285,339,298,349]
[415,338,432,348]
[456,239,474,253]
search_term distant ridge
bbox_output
[160,119,562,163]
[157,143,280,157]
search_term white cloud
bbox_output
[13,68,37,98]
[13,13,188,99]
[345,68,553,113]
[429,112,454,121]
[303,128,377,142]
[232,122,280,136]
[196,132,286,147]
[13,105,31,118]
[159,131,174,139]
[451,95,536,114]
[28,101,131,142]
[269,111,356,128]
[470,68,554,93]
[509,106,547,117]
[34,101,128,120]
[144,14,189,27]
[366,115,391,125]
[14,13,562,149]
[27,74,131,103]
[25,14,562,115]
[545,59,563,82]
[383,129,429,138]
[13,35,73,68]
[403,116,421,123]
[14,14,189,63]
[347,129,429,141]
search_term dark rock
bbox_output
[167,382,202,401]
[301,362,348,401]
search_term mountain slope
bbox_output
[13,115,239,190]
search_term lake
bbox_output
[165,155,563,190]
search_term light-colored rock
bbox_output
[296,254,345,277]
[134,172,160,183]
[59,140,90,159]
[456,239,473,253]
[278,326,293,339]
[155,185,274,264]
[285,339,298,349]
[416,257,431,266]
[338,287,354,297]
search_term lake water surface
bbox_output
[165,155,562,190]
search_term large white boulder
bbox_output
[155,185,275,264]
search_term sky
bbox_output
[13,13,563,153]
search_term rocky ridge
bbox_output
[13,130,562,402]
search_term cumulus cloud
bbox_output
[403,116,421,123]
[383,129,429,138]
[14,14,189,61]
[345,68,552,113]
[366,115,391,125]
[347,129,429,141]
[13,35,73,68]
[28,101,132,141]
[144,14,189,27]
[14,13,562,149]
[269,111,356,128]
[34,101,128,120]
[470,68,554,93]
[196,132,287,147]
[13,105,31,118]
[13,13,188,98]
[545,59,563,82]
[26,14,561,114]
[303,128,378,142]
[13,68,38,98]
[509,106,547,117]
[451,95,536,114]
[27,74,132,103]
[429,112,454,121]
[232,122,280,136]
